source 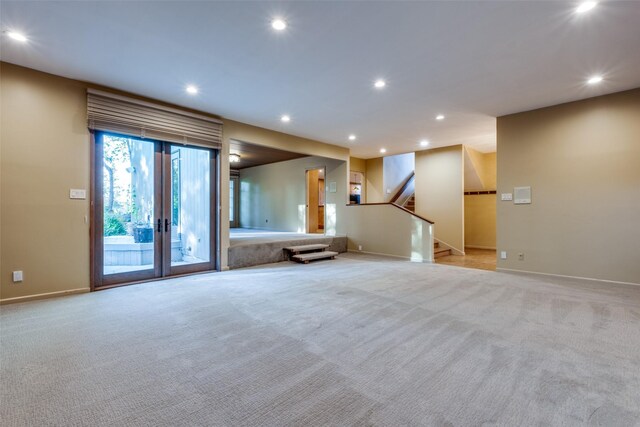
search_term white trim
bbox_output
[0,288,90,305]
[496,268,640,287]
[347,249,434,263]
[465,245,496,250]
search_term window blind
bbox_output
[87,89,222,148]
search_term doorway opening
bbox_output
[92,132,218,289]
[306,167,326,234]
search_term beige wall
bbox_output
[345,204,433,262]
[464,194,496,249]
[497,88,640,284]
[349,157,366,174]
[465,147,496,190]
[365,157,384,203]
[0,62,350,301]
[239,156,347,235]
[1,63,91,300]
[415,145,464,253]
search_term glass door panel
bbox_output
[96,132,162,287]
[165,145,214,273]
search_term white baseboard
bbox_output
[465,245,496,250]
[0,288,90,305]
[496,267,640,287]
[347,249,434,263]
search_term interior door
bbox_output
[163,144,216,276]
[305,167,325,234]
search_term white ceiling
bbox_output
[1,1,639,158]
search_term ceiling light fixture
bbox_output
[436,114,445,121]
[229,153,241,163]
[6,31,28,42]
[348,134,356,141]
[281,114,291,123]
[374,79,386,89]
[420,140,430,147]
[576,2,598,13]
[380,148,387,154]
[186,85,198,95]
[587,75,603,84]
[271,18,287,31]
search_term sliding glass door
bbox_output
[164,144,215,275]
[93,132,217,288]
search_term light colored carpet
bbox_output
[1,253,639,426]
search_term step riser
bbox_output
[434,250,451,258]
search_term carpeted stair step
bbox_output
[284,244,329,255]
[292,251,338,264]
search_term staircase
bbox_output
[284,244,338,264]
[403,195,415,212]
[433,241,451,258]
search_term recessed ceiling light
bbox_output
[576,2,597,13]
[281,115,291,123]
[229,153,241,163]
[380,148,387,154]
[6,31,28,42]
[186,85,198,95]
[348,134,356,141]
[587,75,603,84]
[436,115,445,121]
[374,79,386,89]
[420,140,430,147]
[271,18,287,31]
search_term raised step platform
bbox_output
[292,251,338,264]
[228,231,346,269]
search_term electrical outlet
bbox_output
[13,271,23,282]
[500,251,507,260]
[358,245,363,251]
[518,253,524,261]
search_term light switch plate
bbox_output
[501,193,513,201]
[500,251,507,260]
[13,271,23,282]
[70,189,86,199]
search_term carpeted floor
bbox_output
[1,253,639,426]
